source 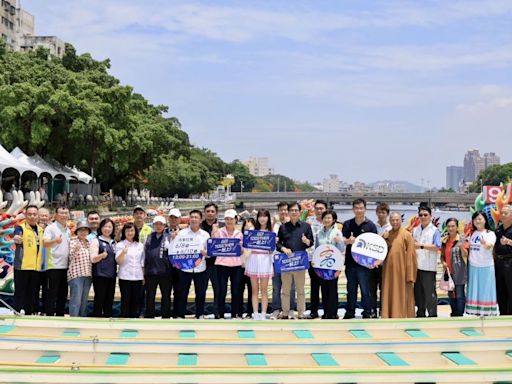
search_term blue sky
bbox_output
[25,0,511,187]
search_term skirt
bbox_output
[245,250,273,278]
[466,264,497,316]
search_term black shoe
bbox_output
[214,314,221,319]
[310,312,319,319]
[280,316,289,320]
[343,313,355,319]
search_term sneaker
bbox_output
[270,310,280,320]
[251,313,260,320]
[260,313,267,320]
[196,315,205,319]
[278,313,289,320]
[310,311,319,319]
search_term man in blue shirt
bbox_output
[342,199,378,319]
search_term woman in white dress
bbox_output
[245,209,274,320]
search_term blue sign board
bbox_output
[207,238,242,257]
[273,251,309,273]
[243,230,276,251]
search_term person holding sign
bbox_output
[276,202,314,319]
[494,205,512,315]
[381,212,417,318]
[342,199,378,319]
[172,210,210,319]
[115,223,144,318]
[213,209,243,319]
[245,209,275,320]
[314,209,345,319]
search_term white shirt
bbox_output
[469,230,496,268]
[169,227,209,273]
[115,240,144,280]
[376,221,392,236]
[412,223,441,272]
[43,221,71,269]
[307,216,324,261]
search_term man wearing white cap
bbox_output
[167,208,182,318]
[143,216,172,318]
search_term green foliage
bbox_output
[438,187,455,193]
[252,174,314,192]
[0,43,305,198]
[468,163,512,192]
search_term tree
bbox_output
[226,160,256,192]
[469,163,512,192]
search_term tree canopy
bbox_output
[469,163,512,192]
[0,43,255,196]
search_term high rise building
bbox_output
[446,166,464,190]
[463,149,486,182]
[1,1,64,58]
[323,174,341,193]
[484,152,500,168]
[243,157,274,177]
[0,0,17,49]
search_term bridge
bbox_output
[236,192,478,207]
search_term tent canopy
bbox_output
[0,144,35,175]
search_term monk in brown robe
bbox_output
[381,212,417,318]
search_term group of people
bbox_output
[11,199,512,319]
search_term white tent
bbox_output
[0,144,35,175]
[30,154,77,181]
[10,147,52,177]
[71,166,93,184]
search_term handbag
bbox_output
[440,267,455,291]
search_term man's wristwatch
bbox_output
[420,245,424,250]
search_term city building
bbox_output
[1,1,64,58]
[19,35,64,57]
[446,166,464,191]
[243,157,274,177]
[323,174,341,193]
[463,149,486,183]
[484,152,500,168]
[0,0,17,49]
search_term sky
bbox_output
[24,0,512,188]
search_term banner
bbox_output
[207,238,241,257]
[311,244,344,271]
[273,251,309,273]
[168,235,203,270]
[243,230,276,251]
[311,244,344,281]
[351,232,388,268]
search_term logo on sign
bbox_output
[355,239,385,254]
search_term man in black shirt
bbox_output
[342,199,378,319]
[201,202,224,318]
[276,202,314,319]
[494,205,512,315]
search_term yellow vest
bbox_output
[17,222,44,271]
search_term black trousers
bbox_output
[92,276,116,318]
[119,279,143,318]
[145,274,172,318]
[176,270,208,318]
[308,264,321,314]
[495,257,512,315]
[369,266,382,314]
[14,269,40,315]
[414,270,437,317]
[45,269,68,316]
[37,270,47,314]
[241,269,253,316]
[320,277,339,319]
[171,266,180,318]
[206,264,219,316]
[216,265,244,318]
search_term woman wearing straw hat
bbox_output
[68,219,93,317]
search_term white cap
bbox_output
[152,215,166,225]
[168,208,182,218]
[224,209,238,219]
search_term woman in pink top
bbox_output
[245,209,274,320]
[214,209,243,319]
